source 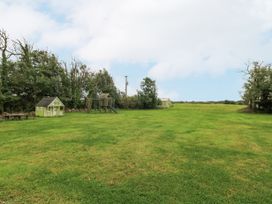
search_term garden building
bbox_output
[160,98,173,108]
[35,97,65,117]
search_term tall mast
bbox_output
[125,76,128,96]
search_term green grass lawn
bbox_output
[0,104,271,203]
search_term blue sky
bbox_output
[110,63,244,101]
[1,0,272,101]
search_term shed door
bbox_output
[53,107,58,116]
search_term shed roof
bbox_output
[36,97,62,107]
[161,98,171,102]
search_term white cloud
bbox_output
[1,0,272,82]
[0,1,56,40]
[157,88,180,101]
[71,0,272,79]
[39,27,86,49]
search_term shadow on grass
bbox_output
[237,107,272,115]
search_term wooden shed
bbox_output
[35,97,65,117]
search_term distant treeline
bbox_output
[174,100,245,105]
[0,29,159,113]
[175,61,272,113]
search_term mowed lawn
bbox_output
[0,104,271,204]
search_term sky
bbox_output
[1,0,272,101]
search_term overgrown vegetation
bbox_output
[243,62,272,113]
[0,104,271,203]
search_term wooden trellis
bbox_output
[90,93,117,113]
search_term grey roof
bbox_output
[36,97,58,107]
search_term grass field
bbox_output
[0,104,271,203]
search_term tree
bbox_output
[243,62,272,113]
[0,29,13,113]
[137,77,158,109]
[6,39,73,112]
[69,59,93,109]
[60,63,72,106]
[95,69,118,96]
[88,69,120,103]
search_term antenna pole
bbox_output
[125,76,128,96]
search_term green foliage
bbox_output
[137,77,158,109]
[0,104,272,203]
[0,29,161,112]
[89,69,119,100]
[243,62,272,113]
[68,60,89,109]
[119,95,140,109]
[0,30,120,112]
[118,77,159,109]
[0,29,10,113]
